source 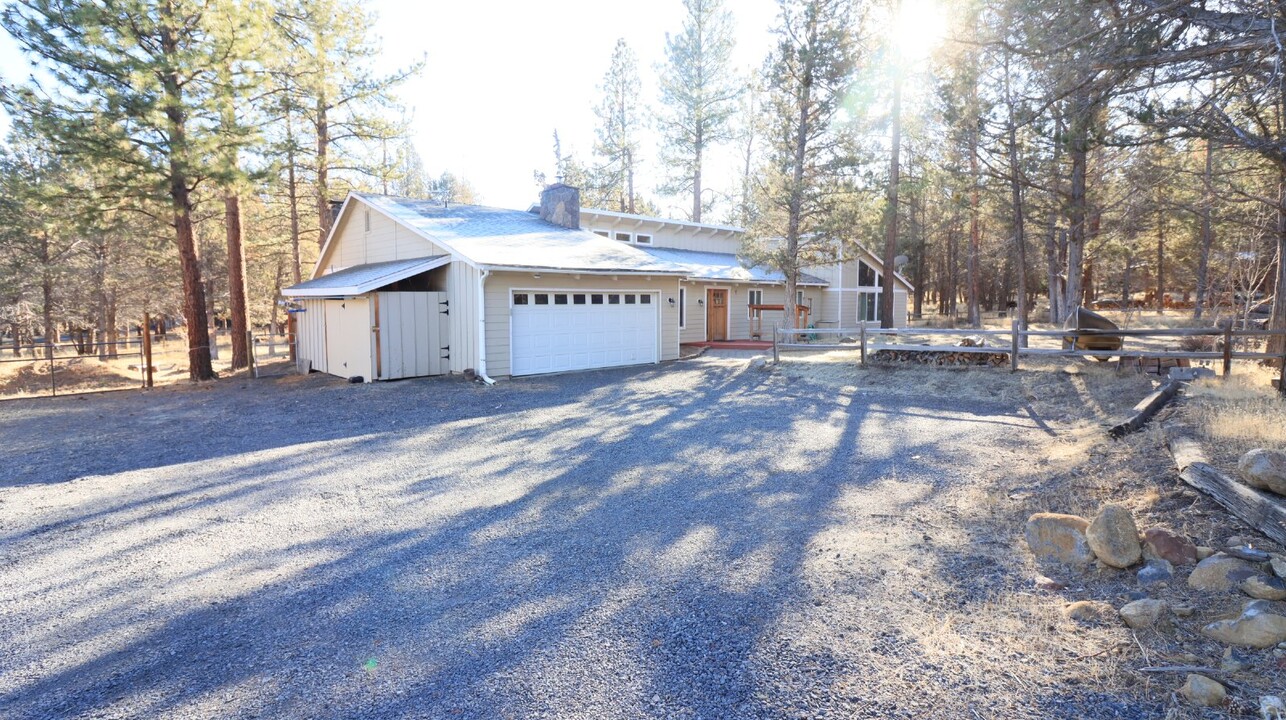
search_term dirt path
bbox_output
[0,359,1171,718]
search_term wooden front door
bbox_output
[706,289,728,341]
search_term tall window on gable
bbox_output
[858,260,881,288]
[678,288,686,328]
[747,289,763,318]
[364,209,371,232]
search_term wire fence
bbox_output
[0,339,149,398]
[774,321,1286,395]
[248,331,296,378]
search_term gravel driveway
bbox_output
[0,357,1159,719]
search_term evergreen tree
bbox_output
[656,0,741,222]
[751,0,861,330]
[592,39,643,213]
[1,0,256,379]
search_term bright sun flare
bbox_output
[891,0,948,62]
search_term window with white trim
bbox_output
[678,288,686,328]
[635,233,652,244]
[747,289,763,318]
[593,230,610,238]
[858,291,878,322]
[614,232,631,243]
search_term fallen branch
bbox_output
[1109,379,1182,439]
[1163,421,1286,547]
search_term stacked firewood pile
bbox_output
[870,336,1010,367]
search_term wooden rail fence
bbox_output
[773,320,1286,395]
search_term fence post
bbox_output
[860,324,867,367]
[142,313,154,388]
[772,323,779,364]
[1278,333,1286,397]
[247,330,256,379]
[46,342,56,397]
[1010,315,1020,372]
[1222,325,1233,378]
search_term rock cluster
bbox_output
[1025,504,1286,687]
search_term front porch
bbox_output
[682,340,774,351]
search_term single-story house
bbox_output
[284,184,912,380]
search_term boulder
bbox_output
[1063,600,1117,625]
[1273,555,1286,579]
[1119,598,1167,630]
[1197,546,1217,561]
[1261,696,1286,720]
[1239,448,1286,495]
[1242,574,1286,601]
[1141,527,1198,566]
[1086,504,1142,568]
[1202,600,1286,648]
[1026,513,1095,567]
[1137,559,1174,586]
[1188,554,1257,592]
[1180,674,1226,708]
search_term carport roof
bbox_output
[638,246,828,286]
[284,255,450,297]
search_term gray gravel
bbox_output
[0,357,1160,719]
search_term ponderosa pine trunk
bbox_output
[692,129,703,223]
[1195,139,1214,321]
[967,133,981,327]
[881,71,901,329]
[1156,210,1165,314]
[160,16,213,380]
[1065,97,1089,315]
[225,192,249,369]
[316,98,331,247]
[1271,166,1286,359]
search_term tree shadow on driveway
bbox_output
[0,358,1072,719]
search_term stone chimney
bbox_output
[539,183,580,230]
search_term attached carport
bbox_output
[285,256,451,382]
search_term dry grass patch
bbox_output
[1180,369,1286,468]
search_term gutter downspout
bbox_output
[476,268,495,384]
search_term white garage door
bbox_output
[510,290,659,376]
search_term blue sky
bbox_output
[0,0,781,215]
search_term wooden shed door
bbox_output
[706,289,727,341]
[376,291,449,379]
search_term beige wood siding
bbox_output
[375,291,449,379]
[296,299,329,373]
[679,282,824,340]
[315,200,452,277]
[322,297,373,381]
[484,272,681,377]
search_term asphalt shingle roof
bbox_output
[638,246,828,285]
[285,256,449,296]
[360,195,686,274]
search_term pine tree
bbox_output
[1,0,256,380]
[656,0,741,222]
[751,0,861,331]
[592,39,643,213]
